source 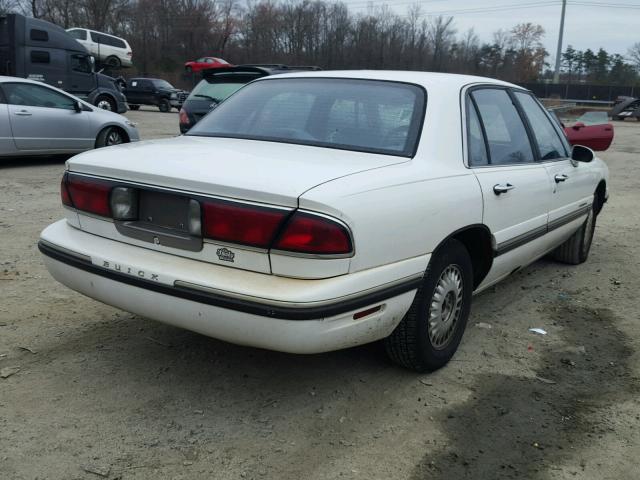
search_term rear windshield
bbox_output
[186,78,425,157]
[187,76,258,103]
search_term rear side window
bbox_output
[30,51,50,63]
[466,98,489,166]
[187,78,426,157]
[513,91,568,160]
[90,32,125,48]
[30,29,49,41]
[471,88,534,165]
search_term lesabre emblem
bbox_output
[216,247,235,262]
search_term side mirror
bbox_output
[572,122,585,130]
[73,100,83,113]
[571,145,594,163]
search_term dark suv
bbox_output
[125,77,188,112]
[178,65,320,133]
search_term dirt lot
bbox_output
[1,109,639,480]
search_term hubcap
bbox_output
[106,130,123,146]
[428,265,464,350]
[97,100,112,111]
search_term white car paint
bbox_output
[0,76,139,157]
[38,71,609,356]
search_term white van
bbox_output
[66,28,132,68]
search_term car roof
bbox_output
[252,70,520,91]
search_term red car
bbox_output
[184,57,231,74]
[550,110,614,151]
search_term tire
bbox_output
[551,205,596,265]
[96,127,126,148]
[384,239,473,372]
[159,99,170,112]
[129,105,140,111]
[105,56,121,69]
[95,95,116,111]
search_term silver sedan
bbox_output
[0,76,139,157]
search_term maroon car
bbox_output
[550,110,614,151]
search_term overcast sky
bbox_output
[341,0,639,64]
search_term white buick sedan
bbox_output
[39,71,609,371]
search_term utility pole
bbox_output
[553,0,567,83]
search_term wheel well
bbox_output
[95,125,129,147]
[438,226,493,289]
[595,181,606,215]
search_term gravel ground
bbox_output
[1,109,639,480]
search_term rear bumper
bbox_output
[39,221,424,353]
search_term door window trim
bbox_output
[462,84,540,168]
[511,90,571,159]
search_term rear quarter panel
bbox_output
[300,83,483,274]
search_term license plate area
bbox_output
[114,190,203,252]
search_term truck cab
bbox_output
[0,14,127,113]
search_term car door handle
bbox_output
[14,110,32,116]
[493,183,515,195]
[554,174,569,183]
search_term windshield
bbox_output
[152,79,174,89]
[187,77,254,103]
[187,78,425,156]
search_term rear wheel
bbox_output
[159,99,170,112]
[96,127,126,148]
[552,205,597,265]
[105,56,121,69]
[385,239,473,372]
[95,95,116,111]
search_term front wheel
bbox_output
[96,127,125,148]
[159,99,170,112]
[95,95,116,111]
[551,206,596,265]
[384,239,473,372]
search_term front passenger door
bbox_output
[513,91,596,233]
[467,87,551,288]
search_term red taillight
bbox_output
[179,108,189,126]
[201,200,288,249]
[274,212,352,255]
[60,173,72,207]
[64,174,113,217]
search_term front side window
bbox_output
[71,54,92,73]
[90,31,101,43]
[68,29,87,40]
[2,83,75,110]
[471,88,534,165]
[514,91,568,160]
[187,78,425,157]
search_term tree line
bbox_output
[2,0,639,87]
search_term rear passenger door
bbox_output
[512,91,596,230]
[466,87,551,286]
